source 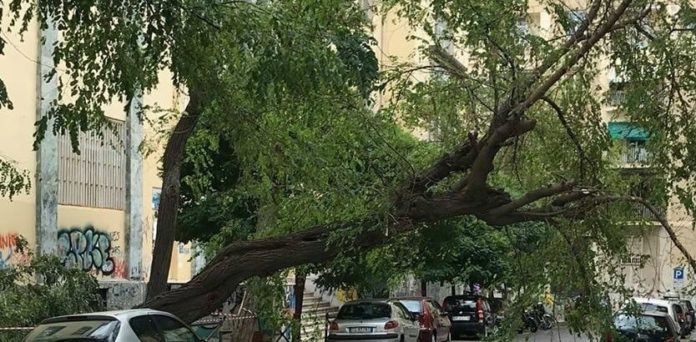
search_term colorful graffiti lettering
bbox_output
[112,258,127,278]
[0,232,29,269]
[0,232,18,249]
[57,226,115,276]
[0,249,13,269]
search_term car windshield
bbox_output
[614,314,672,338]
[337,303,391,320]
[397,300,422,314]
[24,319,119,342]
[444,297,477,312]
[640,303,668,314]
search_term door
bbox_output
[429,301,451,341]
[393,302,420,342]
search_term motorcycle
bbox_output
[532,303,556,330]
[519,310,539,333]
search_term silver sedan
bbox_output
[328,299,421,342]
[24,308,201,342]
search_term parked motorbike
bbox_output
[519,310,539,333]
[532,303,556,330]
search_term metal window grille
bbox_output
[58,121,126,210]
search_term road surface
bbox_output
[456,325,696,341]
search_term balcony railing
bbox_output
[609,89,626,106]
[630,202,666,221]
[620,144,650,165]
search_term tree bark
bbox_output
[146,91,203,300]
[292,271,306,342]
[140,223,390,323]
[139,2,657,322]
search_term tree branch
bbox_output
[602,196,696,281]
[462,119,537,198]
[488,181,578,216]
[530,0,604,80]
[404,139,477,194]
[540,96,590,177]
[512,0,635,116]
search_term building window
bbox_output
[567,10,587,34]
[58,121,127,210]
[608,122,652,165]
[622,237,646,266]
[622,140,649,164]
[516,18,530,36]
[608,81,627,106]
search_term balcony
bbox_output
[630,201,666,221]
[609,89,626,107]
[620,143,650,165]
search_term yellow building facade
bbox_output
[369,0,696,296]
[0,14,196,307]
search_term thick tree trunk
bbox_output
[140,223,388,323]
[146,92,203,300]
[138,6,673,324]
[292,271,306,342]
[139,121,542,323]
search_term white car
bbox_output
[629,297,688,336]
[327,299,421,342]
[24,308,201,342]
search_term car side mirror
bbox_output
[326,312,337,320]
[412,313,420,322]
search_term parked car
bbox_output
[393,296,452,342]
[630,297,689,338]
[603,311,681,342]
[442,294,496,339]
[24,309,201,342]
[328,299,421,342]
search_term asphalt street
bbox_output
[453,326,592,342]
[455,325,696,341]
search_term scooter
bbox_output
[519,310,539,333]
[532,303,555,330]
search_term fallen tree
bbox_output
[4,0,696,325]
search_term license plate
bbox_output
[349,327,374,333]
[452,316,471,321]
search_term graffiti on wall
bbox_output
[113,258,127,278]
[103,282,146,310]
[0,232,29,269]
[57,226,117,276]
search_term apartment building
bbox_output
[368,0,695,296]
[0,15,198,308]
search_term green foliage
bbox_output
[0,157,30,199]
[0,237,101,340]
[5,0,696,336]
[246,275,291,334]
[176,127,257,244]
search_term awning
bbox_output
[608,122,650,141]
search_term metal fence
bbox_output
[0,327,33,342]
